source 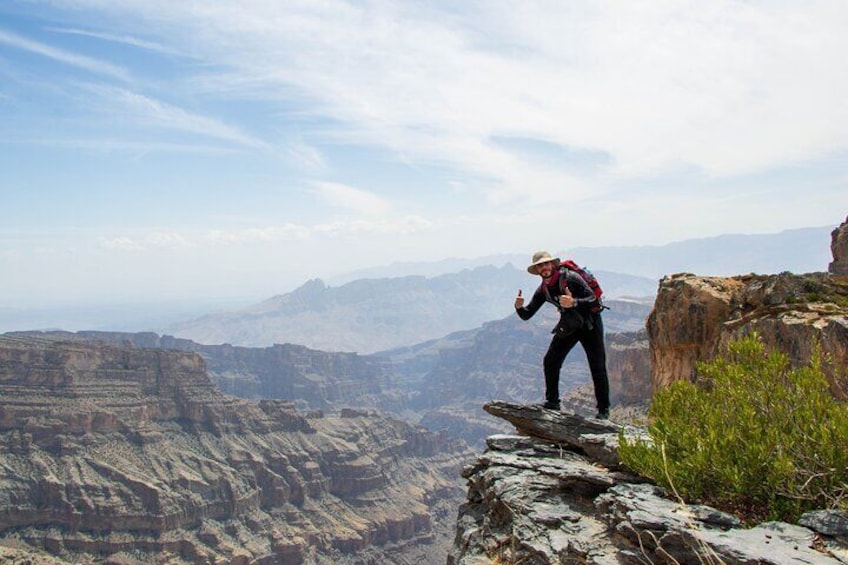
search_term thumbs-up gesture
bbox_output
[514,289,524,310]
[559,286,575,309]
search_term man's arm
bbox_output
[515,285,545,320]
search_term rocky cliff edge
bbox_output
[647,271,848,395]
[449,401,848,565]
[647,216,848,396]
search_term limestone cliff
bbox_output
[0,334,473,564]
[67,330,390,407]
[449,401,848,564]
[605,328,651,406]
[830,216,848,276]
[647,271,848,394]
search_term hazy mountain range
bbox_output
[164,225,836,352]
[1,225,834,338]
[165,265,656,353]
[331,225,834,283]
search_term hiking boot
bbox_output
[595,410,609,420]
[542,400,561,411]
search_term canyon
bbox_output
[0,218,844,563]
[19,294,653,450]
[0,332,473,564]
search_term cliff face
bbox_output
[449,402,848,565]
[606,328,651,406]
[40,308,654,450]
[830,216,848,275]
[647,272,848,394]
[64,331,389,407]
[0,334,472,564]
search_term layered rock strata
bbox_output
[20,325,654,449]
[66,330,389,407]
[0,334,472,564]
[449,401,848,564]
[647,272,848,394]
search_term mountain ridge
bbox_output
[164,265,656,353]
[331,225,833,283]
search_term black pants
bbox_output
[543,313,610,412]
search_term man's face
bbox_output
[536,260,555,278]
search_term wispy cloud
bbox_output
[280,137,326,171]
[60,1,848,204]
[85,84,269,149]
[206,224,311,243]
[310,181,391,215]
[99,231,193,251]
[0,27,130,81]
[99,236,144,251]
[0,136,245,156]
[97,215,437,251]
[312,215,434,237]
[47,27,181,56]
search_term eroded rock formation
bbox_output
[0,334,473,564]
[449,401,848,564]
[606,328,651,406]
[647,272,848,394]
[66,330,390,407]
[27,320,654,449]
[831,216,848,276]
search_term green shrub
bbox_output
[619,333,848,523]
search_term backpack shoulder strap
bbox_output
[557,265,574,292]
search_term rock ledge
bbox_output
[448,401,848,565]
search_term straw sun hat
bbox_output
[526,250,560,275]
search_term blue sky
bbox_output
[1,1,846,309]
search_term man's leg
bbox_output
[543,334,578,407]
[580,314,610,415]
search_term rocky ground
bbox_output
[449,401,848,565]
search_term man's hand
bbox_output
[559,286,575,309]
[514,289,524,309]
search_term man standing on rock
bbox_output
[514,250,611,419]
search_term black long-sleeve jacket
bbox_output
[515,268,597,323]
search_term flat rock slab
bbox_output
[482,400,648,469]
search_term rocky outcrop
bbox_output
[647,272,848,394]
[831,216,848,275]
[449,401,848,564]
[0,334,473,564]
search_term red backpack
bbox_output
[542,259,606,313]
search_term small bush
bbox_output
[619,333,848,523]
